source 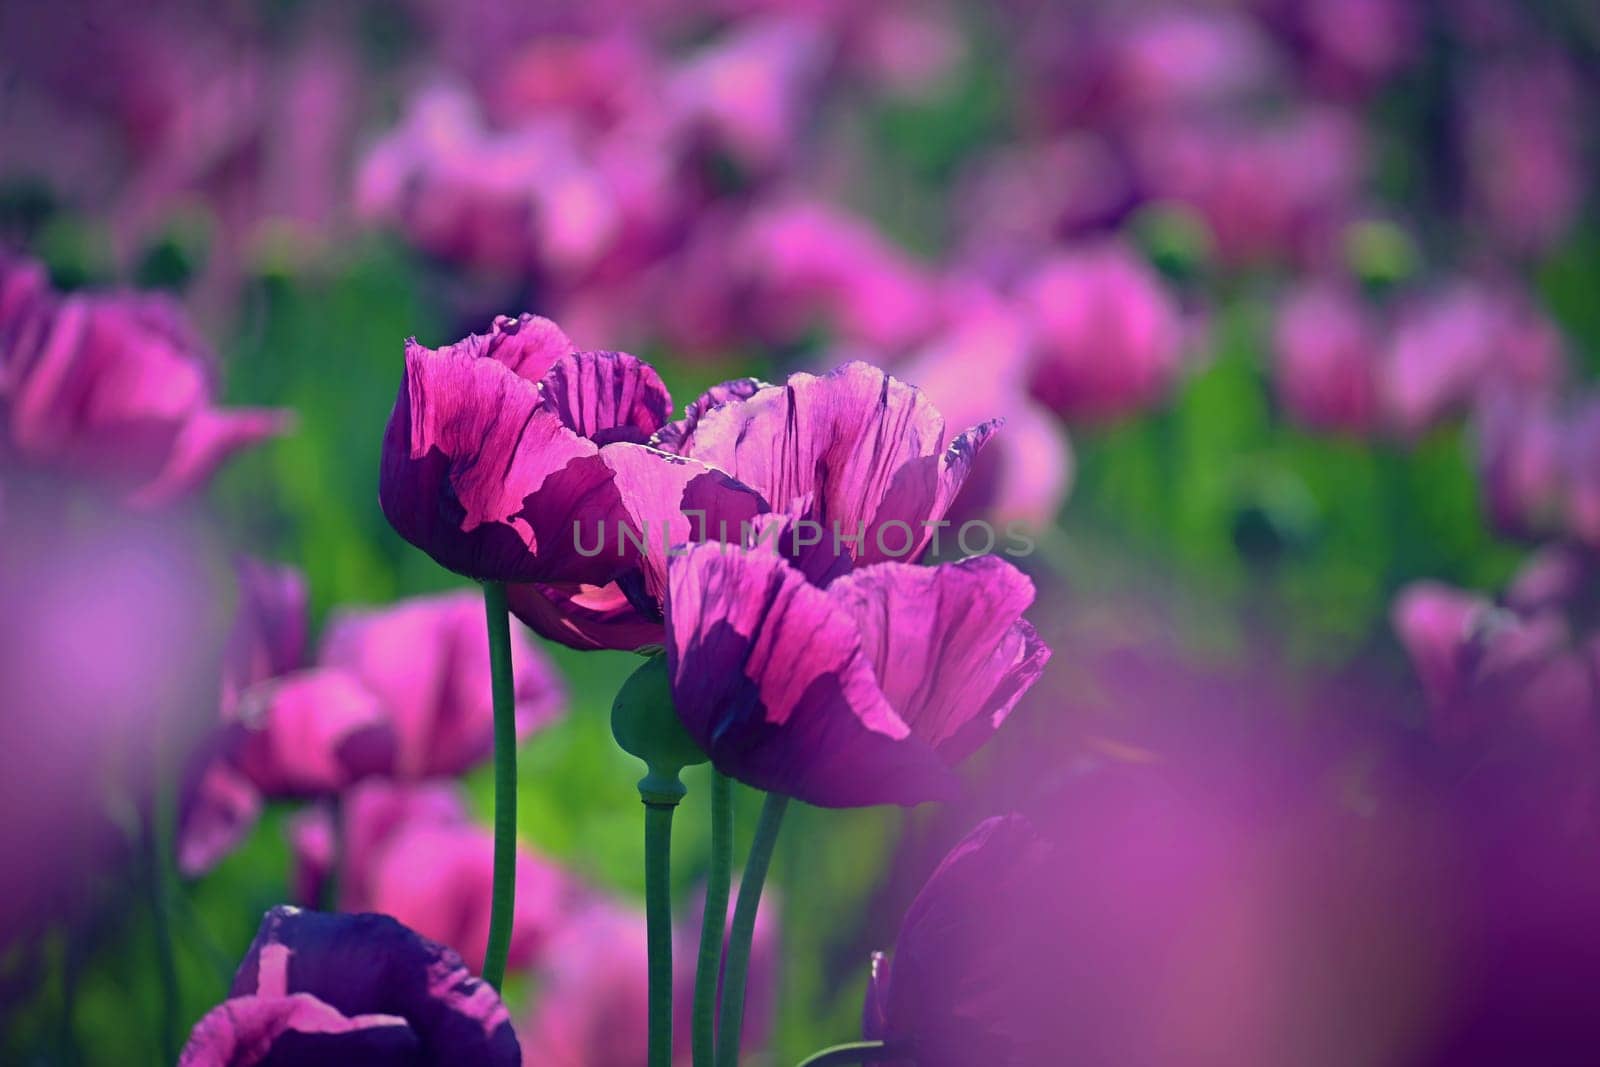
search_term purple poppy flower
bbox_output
[1272,281,1383,435]
[1463,56,1585,255]
[380,312,762,601]
[180,906,521,1065]
[1021,242,1187,423]
[319,590,565,778]
[0,254,286,503]
[662,361,995,567]
[666,537,1048,807]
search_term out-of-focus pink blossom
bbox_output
[731,199,940,353]
[319,591,566,778]
[357,87,627,281]
[896,287,1074,528]
[955,136,1133,271]
[1133,107,1365,268]
[1021,242,1187,423]
[1103,8,1281,118]
[0,254,287,504]
[289,780,575,975]
[1463,57,1586,255]
[521,884,779,1066]
[668,17,829,175]
[1392,580,1597,749]
[1272,281,1383,435]
[1287,0,1418,95]
[1382,282,1565,436]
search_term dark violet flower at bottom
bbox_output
[180,906,521,1066]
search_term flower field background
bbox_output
[3,0,1600,1064]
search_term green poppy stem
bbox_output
[480,581,518,992]
[644,799,678,1067]
[692,771,734,1067]
[148,783,180,1064]
[715,792,789,1067]
[793,1040,896,1067]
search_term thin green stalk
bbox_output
[715,792,789,1067]
[644,801,678,1067]
[793,1041,895,1067]
[692,771,734,1067]
[481,581,518,992]
[148,796,179,1063]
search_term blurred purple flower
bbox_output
[287,781,574,974]
[895,288,1074,528]
[226,669,398,799]
[320,591,565,778]
[1272,280,1383,435]
[180,906,521,1065]
[1463,56,1585,255]
[667,539,1048,807]
[1392,579,1597,749]
[1102,7,1281,118]
[667,16,829,175]
[520,885,779,1066]
[357,85,653,284]
[0,254,286,504]
[1021,242,1187,423]
[362,820,576,976]
[1382,281,1565,436]
[182,575,567,874]
[1285,0,1418,95]
[731,200,941,353]
[290,780,467,910]
[1133,106,1364,268]
[1,489,221,946]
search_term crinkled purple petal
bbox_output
[665,542,955,807]
[601,443,769,616]
[449,313,572,384]
[231,907,520,1065]
[828,556,1050,765]
[677,363,994,564]
[378,334,622,584]
[505,581,664,653]
[537,349,673,446]
[179,992,419,1067]
[652,377,767,454]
